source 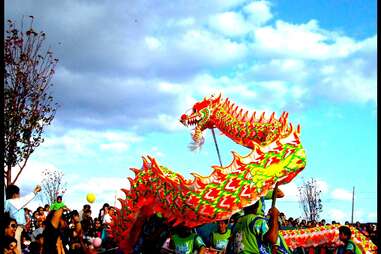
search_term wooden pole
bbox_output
[271,182,279,208]
[211,128,223,167]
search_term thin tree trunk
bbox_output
[6,164,12,186]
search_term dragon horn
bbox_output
[142,156,150,169]
[242,110,248,121]
[130,168,140,175]
[127,177,134,187]
[250,112,256,123]
[259,112,265,122]
[269,112,275,123]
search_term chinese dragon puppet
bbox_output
[112,94,377,253]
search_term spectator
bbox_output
[133,213,172,254]
[102,206,115,226]
[3,236,19,254]
[20,230,32,253]
[24,208,33,233]
[337,226,361,254]
[50,196,66,211]
[81,209,93,237]
[67,210,84,254]
[98,203,110,222]
[209,219,231,253]
[169,225,206,254]
[279,212,287,227]
[36,207,46,225]
[89,218,103,239]
[300,219,307,228]
[4,216,18,238]
[30,210,39,233]
[4,184,41,254]
[29,234,44,254]
[79,204,91,221]
[359,225,369,237]
[43,204,50,217]
[31,220,45,241]
[42,209,68,254]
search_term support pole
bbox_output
[351,186,355,224]
[211,128,223,167]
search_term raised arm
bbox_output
[9,185,41,210]
[264,207,280,245]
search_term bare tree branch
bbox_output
[4,17,59,186]
[298,178,323,221]
[41,168,67,205]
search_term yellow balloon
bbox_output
[86,193,96,203]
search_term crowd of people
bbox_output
[3,184,119,254]
[3,184,378,254]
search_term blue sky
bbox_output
[5,0,376,223]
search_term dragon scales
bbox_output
[113,94,307,252]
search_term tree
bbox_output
[298,178,323,221]
[4,16,59,186]
[41,168,67,205]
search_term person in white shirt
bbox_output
[43,204,50,217]
[102,206,115,225]
[4,184,41,254]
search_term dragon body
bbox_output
[281,225,377,253]
[113,94,307,252]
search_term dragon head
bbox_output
[180,94,221,148]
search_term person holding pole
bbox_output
[226,182,291,254]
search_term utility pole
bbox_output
[351,186,355,223]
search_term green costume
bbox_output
[50,201,66,211]
[231,214,270,254]
[337,239,362,254]
[211,228,231,251]
[172,233,205,254]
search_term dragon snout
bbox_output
[180,114,188,125]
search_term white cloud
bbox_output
[208,12,249,37]
[319,63,376,103]
[290,86,307,99]
[176,29,248,66]
[16,161,60,191]
[331,188,352,201]
[158,81,184,94]
[252,20,360,60]
[328,208,349,223]
[280,182,299,201]
[41,129,143,156]
[100,143,129,152]
[145,36,162,50]
[259,81,288,97]
[151,146,165,158]
[243,0,273,26]
[172,17,196,27]
[155,113,184,132]
[315,179,329,193]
